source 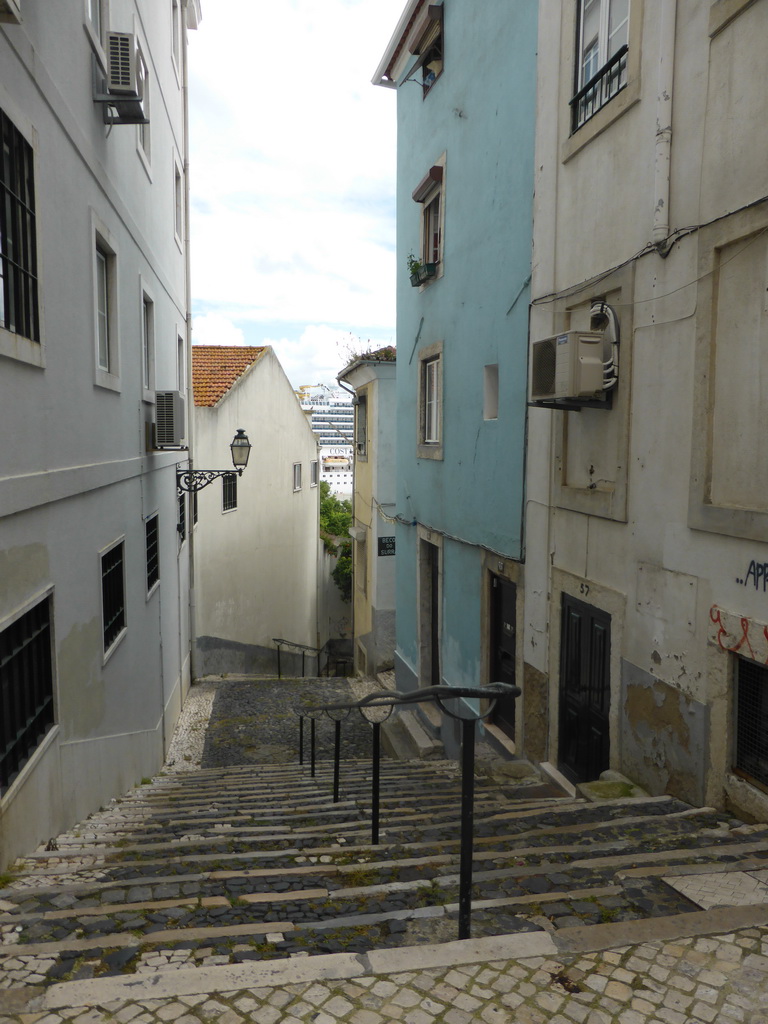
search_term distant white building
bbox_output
[0,0,200,868]
[298,387,355,496]
[192,346,320,677]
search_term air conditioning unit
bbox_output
[155,391,185,447]
[107,33,139,94]
[530,331,605,402]
[0,0,22,24]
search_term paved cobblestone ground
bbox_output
[2,929,768,1023]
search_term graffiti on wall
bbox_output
[735,561,768,591]
[710,604,768,663]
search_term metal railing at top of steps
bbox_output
[272,638,352,679]
[294,682,521,942]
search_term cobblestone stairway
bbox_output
[3,758,768,992]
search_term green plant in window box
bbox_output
[407,251,437,286]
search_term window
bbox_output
[484,364,499,421]
[310,460,319,486]
[222,472,238,511]
[96,248,110,370]
[85,0,106,48]
[177,332,185,392]
[0,595,55,795]
[408,2,443,95]
[293,463,302,491]
[141,290,154,394]
[101,541,126,653]
[572,0,630,131]
[94,228,119,386]
[734,658,768,793]
[0,107,40,343]
[137,49,150,160]
[177,490,186,541]
[355,394,368,458]
[145,514,159,592]
[412,159,445,279]
[174,160,183,243]
[417,342,443,459]
[171,0,181,69]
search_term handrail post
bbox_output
[277,644,282,680]
[458,716,476,940]
[371,721,381,845]
[302,650,305,677]
[333,719,341,803]
[298,715,304,765]
[310,717,316,778]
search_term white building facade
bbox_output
[192,346,320,678]
[527,0,768,816]
[0,0,199,868]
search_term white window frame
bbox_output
[293,463,302,491]
[171,0,182,79]
[310,460,319,487]
[93,217,120,391]
[136,45,151,168]
[222,472,238,513]
[417,341,443,460]
[140,281,155,400]
[173,155,184,248]
[83,0,107,63]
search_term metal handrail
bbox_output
[570,43,628,132]
[272,637,323,679]
[298,682,520,940]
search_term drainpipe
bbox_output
[181,0,198,685]
[653,1,677,245]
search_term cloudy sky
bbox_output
[186,0,399,388]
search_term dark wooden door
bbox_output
[558,595,611,783]
[490,575,517,739]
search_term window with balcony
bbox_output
[412,159,445,284]
[572,0,629,132]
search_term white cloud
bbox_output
[187,0,398,381]
[191,312,247,347]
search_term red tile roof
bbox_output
[192,346,267,407]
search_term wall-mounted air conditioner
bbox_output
[0,0,22,25]
[92,33,148,125]
[530,331,605,402]
[107,33,139,94]
[155,391,185,447]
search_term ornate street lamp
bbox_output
[176,428,252,493]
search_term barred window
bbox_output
[0,596,55,794]
[145,514,159,591]
[222,473,237,511]
[0,107,40,342]
[734,657,768,793]
[177,490,186,540]
[101,541,126,651]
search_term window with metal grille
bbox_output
[571,0,629,132]
[101,542,126,651]
[145,514,159,591]
[0,596,55,794]
[0,107,40,342]
[222,473,237,511]
[735,657,768,793]
[177,490,186,539]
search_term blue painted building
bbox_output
[373,0,538,753]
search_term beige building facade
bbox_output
[526,0,768,817]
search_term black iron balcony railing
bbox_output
[570,44,628,133]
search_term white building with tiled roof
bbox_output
[192,345,320,676]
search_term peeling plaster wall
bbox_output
[621,660,709,806]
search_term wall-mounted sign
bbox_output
[378,536,396,557]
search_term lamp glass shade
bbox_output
[230,428,251,469]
